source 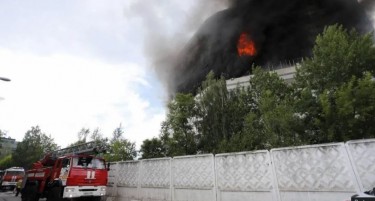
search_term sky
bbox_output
[0,0,226,148]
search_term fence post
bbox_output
[213,154,218,201]
[345,142,364,193]
[106,162,119,201]
[170,158,173,201]
[269,150,281,201]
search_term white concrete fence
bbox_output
[106,139,375,201]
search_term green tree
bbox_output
[292,85,324,144]
[140,137,166,159]
[217,85,255,152]
[195,72,230,153]
[68,127,91,147]
[294,24,375,143]
[78,128,90,143]
[12,126,59,169]
[111,124,124,142]
[295,24,375,93]
[104,124,136,162]
[320,73,375,141]
[223,68,303,152]
[0,155,14,169]
[160,93,197,156]
[90,127,107,143]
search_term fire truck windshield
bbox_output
[72,157,105,169]
[5,171,23,176]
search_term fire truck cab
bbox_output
[0,167,25,191]
[21,142,109,201]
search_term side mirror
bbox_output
[107,162,111,171]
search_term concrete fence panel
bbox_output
[215,151,277,201]
[117,161,140,201]
[172,154,216,201]
[106,162,119,200]
[108,139,375,201]
[271,143,358,201]
[346,139,375,192]
[139,158,172,201]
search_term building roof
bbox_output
[226,65,297,90]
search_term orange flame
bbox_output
[237,32,256,57]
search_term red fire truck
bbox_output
[0,167,25,191]
[21,141,109,201]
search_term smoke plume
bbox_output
[171,0,374,93]
[359,0,375,27]
[132,0,374,96]
[125,0,228,99]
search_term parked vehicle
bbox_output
[0,170,4,182]
[1,167,25,191]
[351,188,375,201]
[21,141,109,201]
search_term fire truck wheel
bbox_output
[46,187,63,201]
[93,197,102,201]
[21,183,39,201]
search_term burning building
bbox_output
[170,0,373,93]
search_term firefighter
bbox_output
[15,178,22,197]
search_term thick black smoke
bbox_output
[171,0,373,93]
[125,0,227,100]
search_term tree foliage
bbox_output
[64,125,135,162]
[90,127,107,143]
[319,73,375,141]
[294,24,375,143]
[163,93,197,156]
[67,128,91,147]
[295,25,375,93]
[104,124,136,162]
[224,68,303,151]
[140,137,166,159]
[0,155,14,170]
[12,126,59,169]
[195,72,230,153]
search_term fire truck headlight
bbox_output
[65,188,75,192]
[100,187,106,191]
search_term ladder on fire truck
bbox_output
[51,141,109,157]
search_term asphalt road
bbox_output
[0,191,20,201]
[0,191,46,201]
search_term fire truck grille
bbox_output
[79,189,98,191]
